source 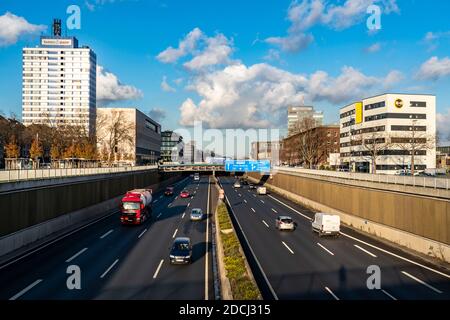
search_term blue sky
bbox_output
[1,0,450,142]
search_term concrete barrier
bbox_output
[247,175,450,264]
[0,174,183,261]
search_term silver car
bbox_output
[233,181,241,188]
[275,216,296,231]
[190,208,203,221]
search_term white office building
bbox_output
[287,106,324,136]
[22,20,97,136]
[339,93,436,174]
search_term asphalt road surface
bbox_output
[219,176,450,300]
[0,175,213,300]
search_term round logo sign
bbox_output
[394,99,403,109]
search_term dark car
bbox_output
[241,180,249,185]
[165,186,174,196]
[249,183,256,189]
[169,237,192,264]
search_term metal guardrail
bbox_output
[273,166,450,190]
[0,165,158,183]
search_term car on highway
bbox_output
[275,216,296,231]
[180,190,190,198]
[312,213,340,237]
[233,181,241,188]
[190,208,203,221]
[256,186,267,195]
[169,237,192,264]
[241,179,249,186]
[194,173,200,181]
[164,186,174,196]
[249,183,256,189]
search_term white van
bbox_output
[312,213,340,237]
[194,173,200,181]
[256,186,267,195]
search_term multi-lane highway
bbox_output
[0,175,213,300]
[219,176,450,300]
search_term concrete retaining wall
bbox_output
[247,173,450,264]
[0,174,182,259]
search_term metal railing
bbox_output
[0,165,158,183]
[273,166,450,190]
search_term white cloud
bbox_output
[0,12,46,47]
[364,42,381,53]
[156,28,203,63]
[416,56,450,81]
[157,28,235,71]
[96,65,143,103]
[149,108,167,122]
[183,33,234,71]
[178,62,400,128]
[437,109,450,144]
[174,78,184,85]
[161,76,176,92]
[266,0,399,52]
[263,49,281,61]
[384,70,403,87]
[265,33,313,53]
[423,31,450,51]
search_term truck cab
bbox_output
[120,189,152,225]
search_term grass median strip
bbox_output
[217,202,261,300]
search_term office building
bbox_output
[251,141,283,165]
[339,93,436,174]
[161,130,183,163]
[22,19,97,136]
[281,125,340,167]
[287,106,324,136]
[96,108,161,165]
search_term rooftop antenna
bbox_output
[52,19,62,37]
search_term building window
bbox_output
[411,101,426,108]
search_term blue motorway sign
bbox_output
[225,160,271,173]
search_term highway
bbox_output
[219,176,450,300]
[0,175,213,300]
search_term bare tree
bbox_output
[296,117,325,169]
[96,110,134,165]
[359,132,393,174]
[392,120,435,175]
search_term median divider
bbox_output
[211,177,261,300]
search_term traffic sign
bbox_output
[225,160,271,173]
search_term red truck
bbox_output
[120,189,152,225]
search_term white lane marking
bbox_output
[271,208,278,213]
[253,194,256,197]
[172,228,178,239]
[268,195,312,221]
[325,287,339,300]
[317,243,334,256]
[65,247,88,263]
[244,199,247,203]
[401,271,443,294]
[138,228,147,239]
[342,232,450,280]
[0,210,116,271]
[224,194,278,300]
[100,259,119,279]
[9,279,43,300]
[354,244,377,258]
[100,229,114,239]
[251,208,256,213]
[238,194,242,197]
[260,200,264,204]
[282,241,294,254]
[205,176,210,300]
[153,259,164,279]
[154,200,158,203]
[175,196,178,200]
[381,289,397,300]
[270,193,450,281]
[168,203,172,208]
[182,212,186,219]
[191,196,194,199]
[187,203,190,207]
[159,195,163,199]
[157,213,162,219]
[262,220,270,228]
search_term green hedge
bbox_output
[217,202,261,300]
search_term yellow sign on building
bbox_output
[355,102,363,124]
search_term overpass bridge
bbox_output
[158,163,225,172]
